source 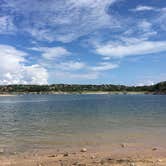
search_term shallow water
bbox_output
[0,94,166,154]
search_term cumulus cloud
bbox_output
[0,0,165,85]
[0,45,48,84]
[0,0,117,42]
[96,40,166,59]
[21,65,48,85]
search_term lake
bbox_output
[0,94,166,155]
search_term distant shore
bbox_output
[0,81,165,95]
[0,94,17,96]
[0,91,165,96]
[0,91,154,96]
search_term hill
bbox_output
[0,81,165,94]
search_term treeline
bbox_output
[0,81,166,94]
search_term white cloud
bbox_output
[58,61,86,71]
[0,45,26,71]
[96,40,166,59]
[131,5,158,12]
[1,0,117,42]
[130,6,166,34]
[156,8,166,31]
[0,45,48,84]
[122,18,157,40]
[137,80,154,86]
[0,16,15,34]
[136,20,157,38]
[52,71,99,81]
[32,47,70,60]
[22,65,48,85]
[136,73,166,86]
[138,20,152,32]
[56,61,118,72]
[90,62,118,71]
[49,61,119,83]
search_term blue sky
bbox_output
[0,0,166,85]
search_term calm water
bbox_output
[0,94,166,153]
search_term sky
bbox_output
[0,0,166,85]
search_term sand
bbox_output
[0,144,166,166]
[0,152,166,166]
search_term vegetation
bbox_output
[0,81,166,94]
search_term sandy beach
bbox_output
[0,94,16,96]
[1,144,166,166]
[1,152,166,166]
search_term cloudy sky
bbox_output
[0,0,166,85]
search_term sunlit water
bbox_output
[0,94,166,154]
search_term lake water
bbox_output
[0,94,166,154]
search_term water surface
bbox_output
[0,94,166,153]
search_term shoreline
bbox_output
[0,91,164,96]
[1,144,166,166]
[0,94,17,96]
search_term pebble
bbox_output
[37,164,43,166]
[72,161,78,165]
[121,143,126,148]
[130,163,135,166]
[91,155,95,159]
[0,148,4,153]
[152,147,157,151]
[157,159,162,162]
[80,148,87,152]
[100,159,106,165]
[48,154,56,157]
[63,152,69,157]
[78,164,86,166]
[107,157,113,161]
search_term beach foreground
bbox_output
[1,145,166,166]
[1,153,166,166]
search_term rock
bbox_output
[152,147,157,151]
[130,163,135,166]
[100,159,106,165]
[48,154,56,157]
[72,161,78,165]
[0,148,4,154]
[78,164,86,166]
[91,155,95,159]
[117,159,130,164]
[37,164,43,166]
[121,143,126,148]
[106,157,113,161]
[63,152,69,157]
[80,148,87,152]
[100,158,114,164]
[157,159,162,162]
